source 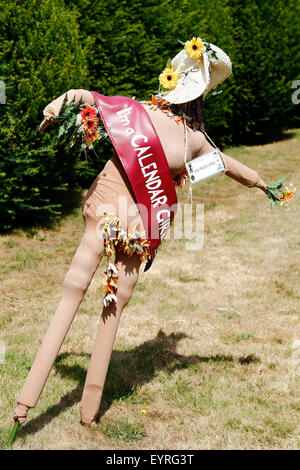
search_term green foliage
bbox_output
[0,0,90,231]
[226,0,300,143]
[53,93,84,142]
[266,175,287,209]
[100,419,146,442]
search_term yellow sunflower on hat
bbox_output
[159,67,179,90]
[185,37,204,59]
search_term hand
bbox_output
[259,181,268,195]
[39,116,54,132]
[255,175,268,195]
[39,90,93,132]
[39,94,67,132]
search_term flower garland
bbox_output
[145,94,200,130]
[52,93,108,159]
[100,211,151,307]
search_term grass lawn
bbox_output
[1,130,300,450]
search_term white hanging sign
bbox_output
[186,148,227,184]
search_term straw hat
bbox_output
[158,38,232,104]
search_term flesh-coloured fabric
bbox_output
[82,155,145,235]
[16,228,104,409]
[79,250,142,424]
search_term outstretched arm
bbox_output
[198,133,268,195]
[220,151,268,195]
[39,89,94,131]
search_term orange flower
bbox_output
[280,189,294,202]
[83,130,99,146]
[151,95,169,108]
[151,95,158,106]
[83,116,99,133]
[81,105,99,134]
[80,104,97,120]
[102,276,118,294]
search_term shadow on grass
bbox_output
[237,128,298,146]
[17,329,260,439]
[0,187,84,236]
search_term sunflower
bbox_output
[185,37,204,59]
[159,67,179,90]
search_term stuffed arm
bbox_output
[220,152,268,194]
[39,89,94,132]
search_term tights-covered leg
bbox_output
[14,223,104,424]
[79,251,142,425]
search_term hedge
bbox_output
[0,0,91,231]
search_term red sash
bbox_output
[91,92,177,271]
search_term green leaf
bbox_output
[266,176,287,190]
[57,93,68,117]
[267,188,281,200]
[166,58,172,69]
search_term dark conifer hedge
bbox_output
[0,0,90,231]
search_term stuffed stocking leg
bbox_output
[79,250,142,425]
[13,227,104,424]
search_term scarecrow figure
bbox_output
[11,38,268,437]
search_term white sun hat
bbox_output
[159,38,232,104]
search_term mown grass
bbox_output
[0,130,300,449]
